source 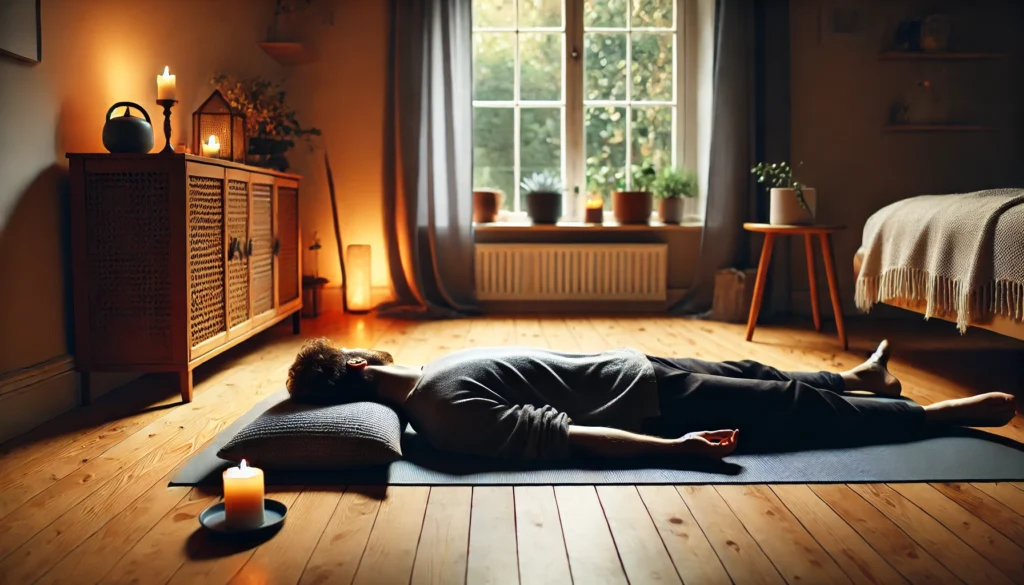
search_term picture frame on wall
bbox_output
[0,0,42,63]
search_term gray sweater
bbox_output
[403,347,660,459]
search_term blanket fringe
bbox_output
[855,267,1024,333]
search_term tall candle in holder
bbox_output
[157,66,177,101]
[222,459,264,529]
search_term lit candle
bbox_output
[222,459,264,530]
[585,194,604,224]
[157,66,177,101]
[201,135,221,158]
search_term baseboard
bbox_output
[0,356,138,444]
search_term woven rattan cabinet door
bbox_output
[276,182,300,308]
[225,171,252,338]
[251,179,275,322]
[187,166,228,359]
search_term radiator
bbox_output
[475,244,668,301]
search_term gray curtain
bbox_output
[674,0,791,315]
[379,0,478,318]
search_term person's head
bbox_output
[286,338,395,404]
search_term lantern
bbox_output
[192,90,246,163]
[346,244,372,313]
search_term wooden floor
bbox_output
[1,312,1023,585]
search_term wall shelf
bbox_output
[883,124,990,133]
[879,51,1007,61]
[258,42,318,66]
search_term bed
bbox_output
[853,189,1024,341]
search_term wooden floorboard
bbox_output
[0,313,1020,585]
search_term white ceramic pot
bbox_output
[769,187,816,225]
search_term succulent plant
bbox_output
[520,171,563,194]
[750,161,809,211]
[654,167,698,199]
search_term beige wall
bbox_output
[788,0,1024,314]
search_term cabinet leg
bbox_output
[292,312,301,335]
[179,370,194,403]
[80,372,92,406]
[745,233,776,342]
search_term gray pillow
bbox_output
[217,400,403,470]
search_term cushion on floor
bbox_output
[217,398,403,470]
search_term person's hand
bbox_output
[677,429,738,458]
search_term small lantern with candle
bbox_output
[201,135,221,158]
[584,193,604,224]
[346,244,372,313]
[192,90,247,163]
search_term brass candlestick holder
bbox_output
[156,99,178,154]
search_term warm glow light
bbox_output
[201,135,221,158]
[156,66,177,101]
[222,459,264,529]
[346,245,373,313]
[586,194,604,209]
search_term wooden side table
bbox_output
[742,223,848,349]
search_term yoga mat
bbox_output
[171,391,1024,486]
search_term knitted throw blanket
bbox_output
[855,189,1024,332]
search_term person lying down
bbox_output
[285,339,1017,460]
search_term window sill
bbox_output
[474,220,703,233]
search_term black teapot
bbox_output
[102,102,155,154]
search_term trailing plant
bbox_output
[520,171,562,194]
[654,167,698,199]
[750,161,808,211]
[631,160,658,193]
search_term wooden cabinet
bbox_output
[68,154,302,403]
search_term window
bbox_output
[472,0,690,215]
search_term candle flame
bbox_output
[240,459,248,469]
[162,66,170,77]
[207,135,219,146]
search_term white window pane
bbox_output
[519,0,562,28]
[631,33,673,101]
[584,0,627,28]
[585,106,627,202]
[474,107,516,210]
[520,33,562,101]
[631,0,673,28]
[584,33,627,101]
[632,106,673,169]
[520,108,563,197]
[474,33,515,101]
[474,0,515,28]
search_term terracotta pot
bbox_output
[612,191,653,224]
[658,197,685,224]
[473,190,502,223]
[769,187,817,225]
[526,191,562,224]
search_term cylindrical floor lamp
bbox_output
[346,244,372,313]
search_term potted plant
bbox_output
[472,188,502,223]
[654,166,697,224]
[613,160,656,224]
[750,161,816,225]
[212,74,321,172]
[521,171,562,224]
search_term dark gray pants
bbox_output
[645,356,926,446]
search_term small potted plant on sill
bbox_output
[613,160,656,224]
[521,171,563,224]
[654,166,697,224]
[750,161,816,225]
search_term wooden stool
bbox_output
[742,223,848,349]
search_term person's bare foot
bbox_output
[840,340,902,397]
[923,392,1017,427]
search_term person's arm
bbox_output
[567,425,738,459]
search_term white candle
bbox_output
[222,459,264,530]
[201,135,221,158]
[157,66,177,101]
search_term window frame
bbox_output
[472,0,698,220]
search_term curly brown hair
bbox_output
[286,338,393,404]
